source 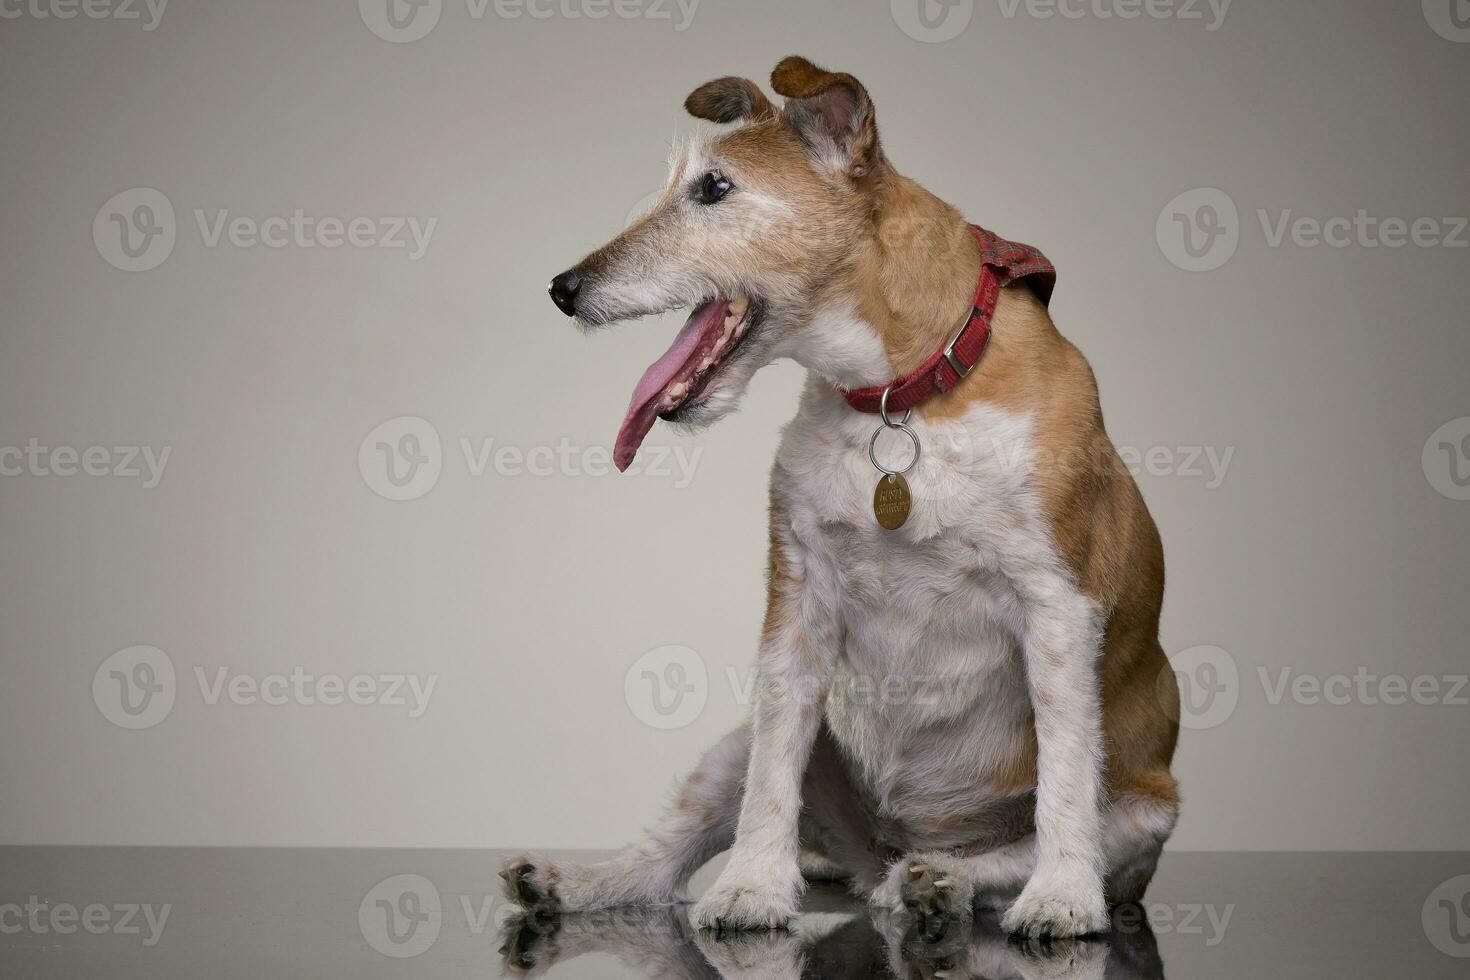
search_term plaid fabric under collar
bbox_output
[971,224,1055,305]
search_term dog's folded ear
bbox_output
[770,55,882,178]
[684,77,777,124]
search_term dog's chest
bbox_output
[772,393,1060,822]
[775,394,1051,706]
[799,514,1032,743]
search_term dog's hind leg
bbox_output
[501,724,750,912]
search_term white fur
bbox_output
[768,298,890,390]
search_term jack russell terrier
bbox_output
[504,55,1180,940]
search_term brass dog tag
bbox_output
[873,474,911,530]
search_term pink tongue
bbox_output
[614,299,728,471]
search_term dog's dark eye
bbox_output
[697,171,733,204]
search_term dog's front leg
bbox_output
[1001,576,1110,939]
[691,505,835,932]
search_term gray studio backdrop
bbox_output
[1,0,1467,852]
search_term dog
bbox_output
[504,55,1179,940]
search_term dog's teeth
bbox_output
[727,294,749,317]
[667,382,688,399]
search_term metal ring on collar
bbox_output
[869,420,920,477]
[879,386,911,429]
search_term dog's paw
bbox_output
[499,855,562,912]
[900,857,973,922]
[1009,935,1109,980]
[872,854,973,932]
[691,875,797,932]
[1001,868,1108,939]
[497,911,562,976]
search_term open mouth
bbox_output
[614,294,756,471]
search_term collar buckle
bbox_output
[942,307,984,379]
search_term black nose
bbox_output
[548,269,582,317]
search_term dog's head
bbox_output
[547,56,893,470]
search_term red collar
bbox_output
[837,225,1055,414]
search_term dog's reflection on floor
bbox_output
[499,897,1165,979]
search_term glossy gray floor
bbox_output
[1,848,1467,978]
